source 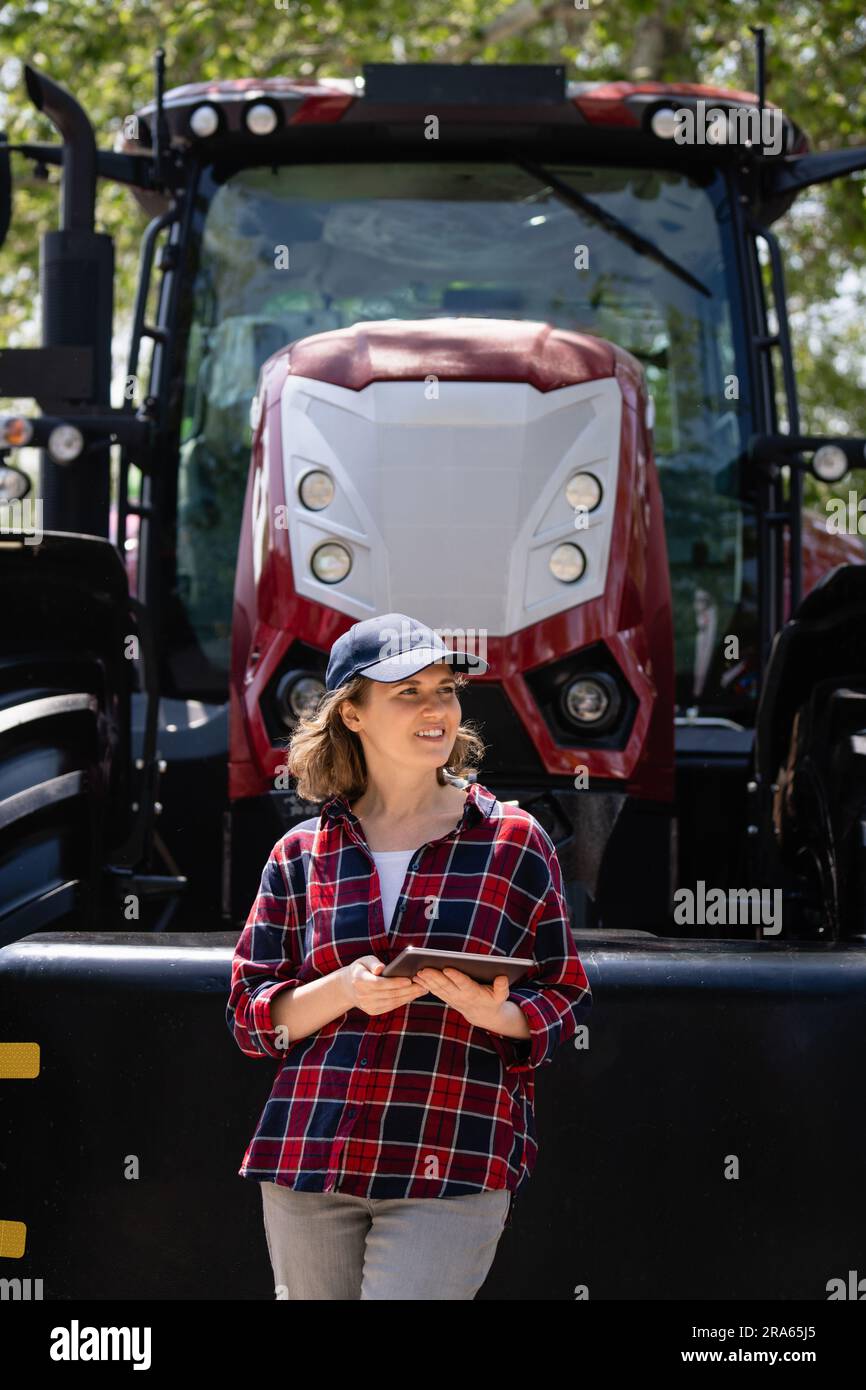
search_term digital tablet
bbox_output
[381,946,535,985]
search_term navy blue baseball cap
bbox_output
[325,612,488,692]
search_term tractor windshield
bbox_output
[173,160,754,713]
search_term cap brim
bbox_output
[359,645,488,682]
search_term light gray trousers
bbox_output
[260,1180,511,1300]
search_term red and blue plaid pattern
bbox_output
[226,781,591,1204]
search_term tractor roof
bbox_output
[122,69,807,156]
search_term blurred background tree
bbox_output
[0,0,864,503]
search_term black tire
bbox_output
[0,533,133,945]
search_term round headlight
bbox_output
[299,470,335,510]
[48,424,84,463]
[812,445,849,483]
[549,543,586,583]
[276,673,326,723]
[566,472,602,514]
[562,673,622,731]
[650,107,678,140]
[189,103,220,138]
[245,102,279,135]
[0,465,31,502]
[311,541,351,583]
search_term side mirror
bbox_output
[748,432,866,483]
[0,134,11,250]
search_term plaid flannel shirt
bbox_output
[226,780,591,1208]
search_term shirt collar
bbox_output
[320,778,494,831]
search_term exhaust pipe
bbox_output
[24,64,96,233]
[22,64,113,538]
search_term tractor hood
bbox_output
[251,317,649,638]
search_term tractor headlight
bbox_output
[276,672,326,723]
[299,470,335,510]
[812,445,849,483]
[650,106,679,140]
[48,424,84,463]
[311,541,351,583]
[561,673,622,731]
[189,103,221,138]
[0,465,31,502]
[565,472,602,514]
[245,102,279,136]
[549,543,586,583]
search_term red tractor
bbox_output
[2,54,866,1299]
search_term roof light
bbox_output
[245,102,279,135]
[189,103,220,138]
[650,107,679,140]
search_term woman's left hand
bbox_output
[412,967,510,1029]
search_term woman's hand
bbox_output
[413,968,510,1030]
[340,956,428,1016]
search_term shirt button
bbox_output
[359,1058,368,1066]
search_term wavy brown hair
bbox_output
[284,671,487,804]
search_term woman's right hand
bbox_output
[340,956,428,1016]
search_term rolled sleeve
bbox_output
[226,842,304,1060]
[484,833,592,1073]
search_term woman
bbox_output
[226,613,592,1300]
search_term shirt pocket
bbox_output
[409,890,531,959]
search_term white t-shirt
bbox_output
[370,848,416,934]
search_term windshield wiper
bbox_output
[515,159,712,300]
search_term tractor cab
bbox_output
[154,112,766,721]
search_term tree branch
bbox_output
[435,0,582,62]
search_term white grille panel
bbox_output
[280,374,623,635]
